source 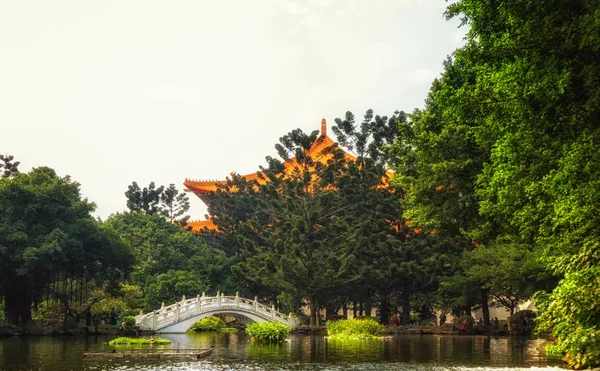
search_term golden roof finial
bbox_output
[321,118,326,136]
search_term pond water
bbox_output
[0,332,565,370]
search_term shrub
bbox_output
[187,316,226,332]
[108,337,171,346]
[121,315,137,327]
[545,342,563,356]
[535,267,600,369]
[326,318,384,340]
[245,321,291,342]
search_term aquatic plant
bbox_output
[245,321,290,342]
[108,337,171,346]
[326,318,384,340]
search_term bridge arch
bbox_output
[135,293,299,333]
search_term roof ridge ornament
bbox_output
[321,118,326,137]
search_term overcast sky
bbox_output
[0,0,465,221]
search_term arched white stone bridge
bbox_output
[135,292,299,333]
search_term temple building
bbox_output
[183,119,393,233]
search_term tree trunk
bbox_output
[480,289,490,328]
[342,303,348,318]
[315,298,320,327]
[325,305,337,320]
[401,290,410,325]
[4,276,32,325]
[352,301,357,318]
[309,295,317,327]
[379,295,390,325]
[364,297,373,318]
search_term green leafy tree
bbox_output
[0,154,20,178]
[0,167,133,325]
[463,241,547,315]
[535,267,600,369]
[387,58,494,324]
[331,109,446,324]
[145,270,209,310]
[125,181,164,214]
[161,183,190,224]
[210,129,361,326]
[105,211,235,310]
[442,0,600,364]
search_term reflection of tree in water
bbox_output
[245,340,292,361]
[326,336,385,362]
[507,336,527,364]
[0,334,566,369]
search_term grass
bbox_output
[245,321,291,342]
[108,337,171,346]
[326,318,384,340]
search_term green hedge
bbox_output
[326,318,384,340]
[245,321,291,342]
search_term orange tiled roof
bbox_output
[186,219,219,233]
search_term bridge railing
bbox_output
[135,292,298,331]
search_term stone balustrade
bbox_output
[135,292,298,332]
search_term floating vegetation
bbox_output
[108,337,171,346]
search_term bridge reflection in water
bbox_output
[135,292,298,333]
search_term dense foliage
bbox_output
[125,181,190,225]
[205,115,424,326]
[104,211,235,311]
[388,0,599,367]
[326,318,384,340]
[0,166,133,325]
[0,155,19,178]
[245,321,291,342]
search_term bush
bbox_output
[545,342,563,356]
[108,337,171,346]
[121,315,137,327]
[535,267,600,369]
[187,316,226,332]
[326,318,384,339]
[245,321,291,342]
